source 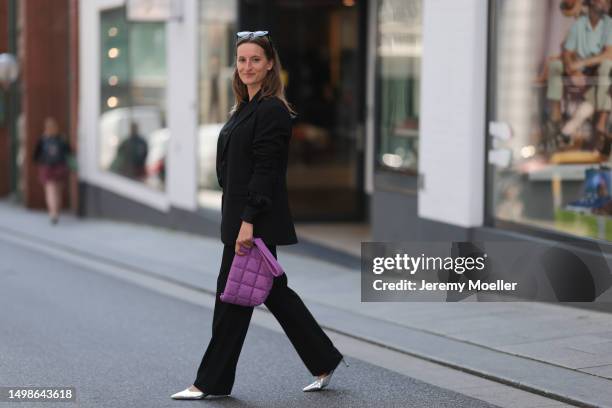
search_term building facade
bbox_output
[76,0,612,253]
[79,0,391,235]
[0,0,79,210]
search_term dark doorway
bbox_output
[240,0,367,221]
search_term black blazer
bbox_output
[216,90,298,246]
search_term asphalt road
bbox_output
[0,239,498,408]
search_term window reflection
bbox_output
[99,7,167,190]
[491,0,612,241]
[197,0,237,207]
[376,0,422,173]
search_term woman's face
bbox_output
[236,43,273,89]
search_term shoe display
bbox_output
[566,195,612,213]
[566,167,612,213]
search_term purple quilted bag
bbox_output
[220,238,285,306]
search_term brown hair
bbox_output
[230,35,295,115]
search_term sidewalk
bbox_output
[2,201,612,407]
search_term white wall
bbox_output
[166,0,198,211]
[417,0,488,228]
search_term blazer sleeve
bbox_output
[241,100,291,223]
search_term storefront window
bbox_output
[197,0,237,208]
[376,0,422,174]
[490,0,612,241]
[98,7,167,190]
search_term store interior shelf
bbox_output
[527,163,598,182]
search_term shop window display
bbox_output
[98,7,167,190]
[197,0,237,208]
[376,0,421,173]
[490,0,612,240]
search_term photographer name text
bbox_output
[372,279,517,292]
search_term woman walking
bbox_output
[171,31,346,400]
[33,117,71,224]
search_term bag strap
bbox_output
[253,238,284,277]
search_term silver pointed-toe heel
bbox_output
[302,357,349,392]
[170,387,206,400]
[302,369,334,392]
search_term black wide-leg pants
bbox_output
[193,243,343,395]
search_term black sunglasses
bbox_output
[236,31,275,48]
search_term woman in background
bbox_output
[33,117,71,224]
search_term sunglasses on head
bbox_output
[236,31,270,40]
[236,30,276,49]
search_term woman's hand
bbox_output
[235,221,254,255]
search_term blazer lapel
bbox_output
[220,92,261,159]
